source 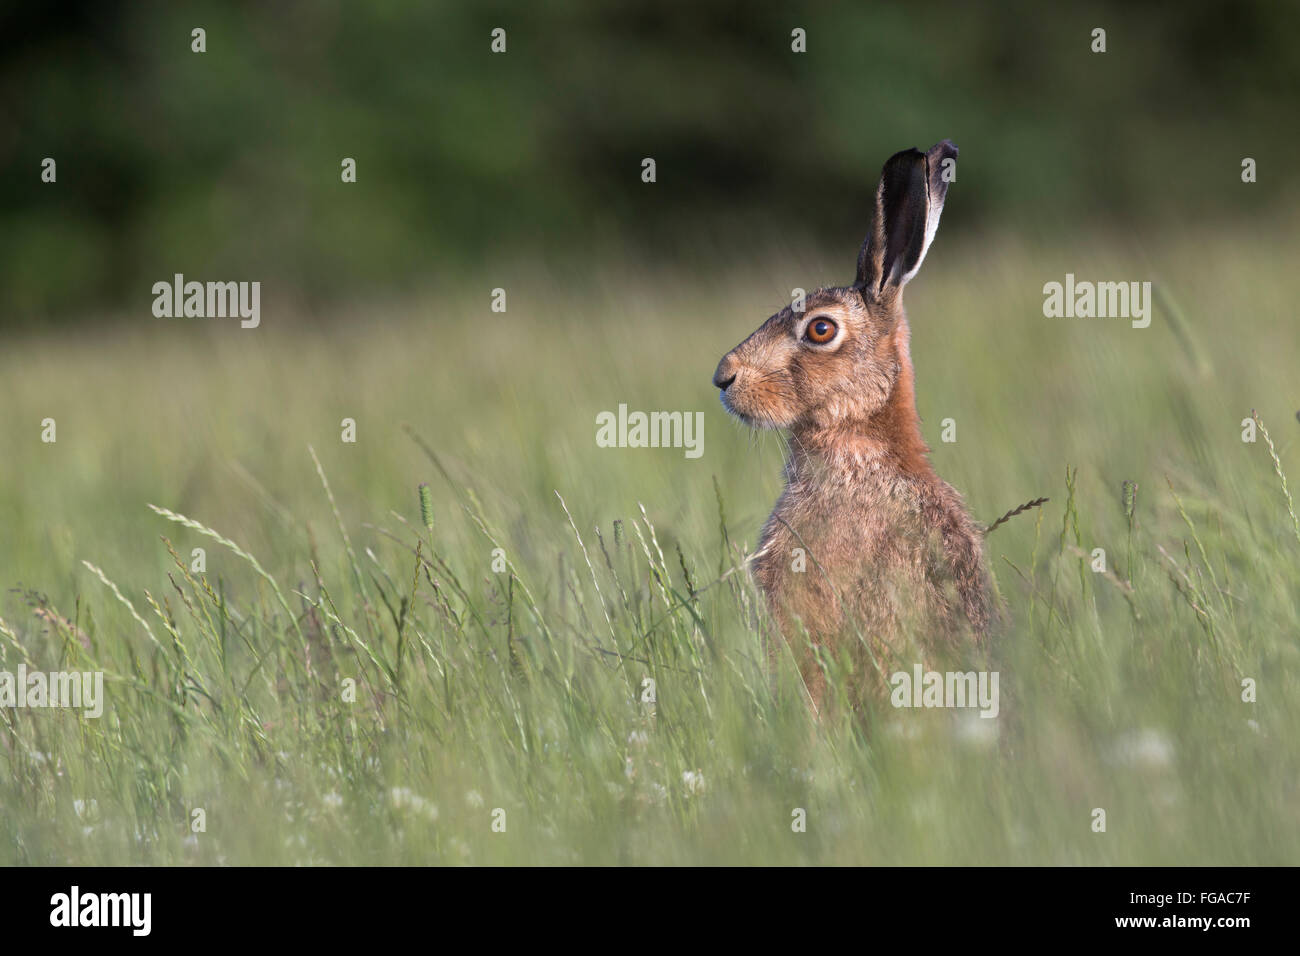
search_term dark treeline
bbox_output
[1,0,1295,320]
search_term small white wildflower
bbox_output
[682,770,706,795]
[1110,729,1174,769]
[954,711,998,748]
[389,787,438,820]
[465,789,485,808]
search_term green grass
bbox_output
[2,223,1298,865]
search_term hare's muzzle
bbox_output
[712,354,738,391]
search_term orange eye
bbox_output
[804,317,837,344]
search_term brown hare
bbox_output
[712,140,991,712]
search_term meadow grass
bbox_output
[1,223,1297,864]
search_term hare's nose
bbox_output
[713,356,738,390]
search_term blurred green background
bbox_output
[3,1,1300,867]
[3,0,1298,321]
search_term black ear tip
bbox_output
[882,146,926,171]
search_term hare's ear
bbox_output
[855,140,958,296]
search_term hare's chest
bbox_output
[755,480,930,622]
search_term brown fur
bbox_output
[712,141,991,712]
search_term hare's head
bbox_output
[713,141,958,436]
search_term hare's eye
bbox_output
[804,317,837,344]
